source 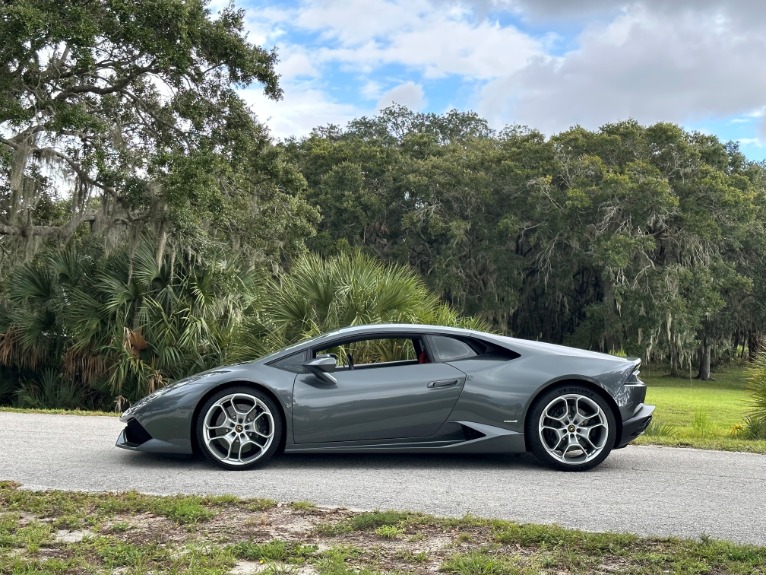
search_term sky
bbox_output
[220,0,766,161]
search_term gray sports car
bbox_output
[116,324,654,471]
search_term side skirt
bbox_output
[285,423,525,454]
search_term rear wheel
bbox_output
[196,386,282,470]
[527,385,616,471]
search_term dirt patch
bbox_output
[54,528,94,543]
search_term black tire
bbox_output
[526,385,617,472]
[196,386,283,470]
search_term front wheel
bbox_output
[527,385,616,471]
[196,386,282,470]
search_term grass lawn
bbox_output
[636,363,766,452]
[1,482,765,575]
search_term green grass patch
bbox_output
[638,363,766,452]
[232,539,318,562]
[318,509,419,535]
[291,500,320,512]
[0,483,764,575]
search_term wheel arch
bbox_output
[523,378,623,451]
[190,380,288,455]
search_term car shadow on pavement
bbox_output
[117,450,541,471]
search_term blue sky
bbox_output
[220,0,766,161]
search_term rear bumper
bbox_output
[617,403,655,448]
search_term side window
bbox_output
[429,336,477,361]
[314,337,420,369]
[350,338,416,365]
[313,344,353,368]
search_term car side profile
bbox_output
[116,324,654,471]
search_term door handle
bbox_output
[427,379,459,388]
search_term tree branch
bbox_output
[0,210,97,239]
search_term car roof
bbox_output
[317,323,476,339]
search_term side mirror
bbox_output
[303,356,338,384]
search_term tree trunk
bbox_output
[696,333,712,380]
[748,331,762,362]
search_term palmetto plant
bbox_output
[0,244,482,408]
[746,352,766,438]
[247,251,486,350]
[0,239,264,406]
[16,369,85,410]
[80,241,263,401]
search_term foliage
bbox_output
[745,352,766,437]
[286,108,766,376]
[743,417,766,440]
[0,0,317,272]
[642,418,678,439]
[230,251,487,361]
[0,242,479,407]
[0,238,265,406]
[15,369,86,410]
[3,5,766,402]
[630,364,766,451]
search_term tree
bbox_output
[0,0,316,270]
[287,108,766,378]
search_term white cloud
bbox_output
[239,85,365,140]
[234,0,766,156]
[241,5,293,46]
[291,0,544,80]
[278,49,319,80]
[361,80,383,100]
[295,0,432,45]
[477,2,766,134]
[376,82,426,111]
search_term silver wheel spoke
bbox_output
[244,404,259,419]
[237,438,261,461]
[252,412,274,439]
[577,431,599,450]
[546,398,570,422]
[205,414,235,432]
[231,398,252,416]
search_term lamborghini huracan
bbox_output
[116,324,654,471]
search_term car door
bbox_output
[292,336,467,444]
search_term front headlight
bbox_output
[121,385,174,418]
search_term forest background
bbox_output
[2,0,766,412]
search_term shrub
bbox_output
[642,418,678,439]
[743,416,766,440]
[746,352,766,435]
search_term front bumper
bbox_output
[616,403,655,448]
[115,418,191,454]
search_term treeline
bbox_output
[2,0,766,408]
[284,106,766,379]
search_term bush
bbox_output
[642,418,678,439]
[746,352,766,436]
[743,416,766,440]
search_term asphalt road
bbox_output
[1,411,765,546]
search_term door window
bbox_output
[314,337,421,369]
